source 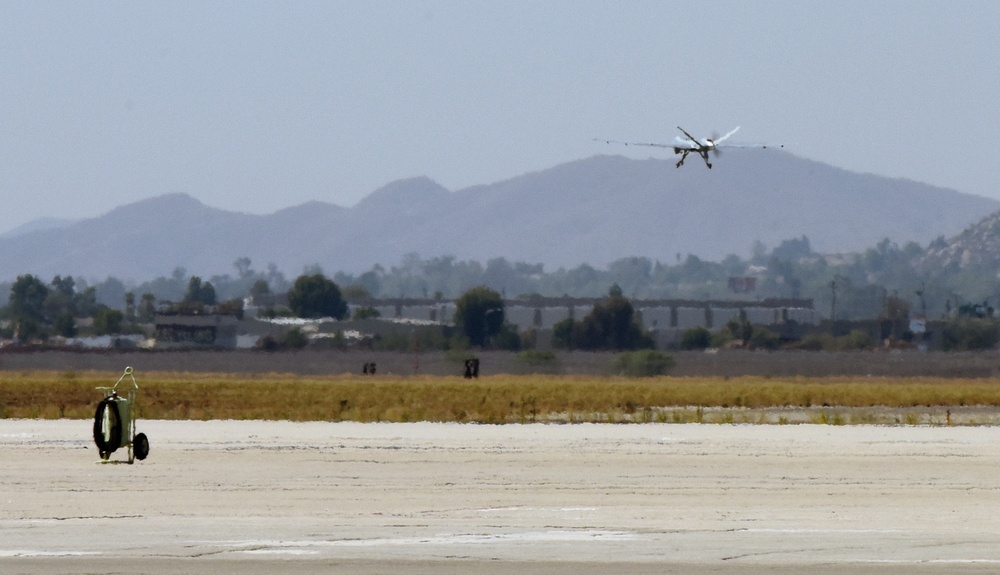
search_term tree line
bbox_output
[3,232,1000,348]
[0,266,660,354]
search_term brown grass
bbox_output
[4,370,1000,424]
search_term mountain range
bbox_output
[2,150,997,283]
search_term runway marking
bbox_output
[477,506,598,513]
[0,550,101,557]
[866,559,1000,564]
[741,528,903,534]
[216,530,639,550]
[239,549,320,555]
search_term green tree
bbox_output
[454,286,505,348]
[94,277,127,311]
[15,318,45,342]
[574,287,653,351]
[234,256,253,279]
[53,312,77,338]
[250,279,271,297]
[93,307,124,335]
[551,317,576,349]
[137,293,157,323]
[124,292,136,322]
[74,286,100,318]
[44,275,77,321]
[8,275,49,335]
[770,235,813,262]
[287,274,348,319]
[184,276,217,306]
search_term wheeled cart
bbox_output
[93,366,149,464]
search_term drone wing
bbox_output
[593,138,673,149]
[715,141,785,149]
[676,126,701,146]
[713,128,784,149]
[714,126,740,144]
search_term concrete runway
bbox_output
[3,419,1000,574]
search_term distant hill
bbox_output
[1,151,996,283]
[0,217,77,239]
[919,208,1000,274]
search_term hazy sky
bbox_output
[1,1,998,234]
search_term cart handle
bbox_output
[96,366,139,394]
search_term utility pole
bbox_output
[915,282,926,319]
[829,280,837,321]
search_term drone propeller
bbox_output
[708,132,722,157]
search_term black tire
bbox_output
[134,432,149,461]
[93,398,122,455]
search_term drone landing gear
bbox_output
[700,151,712,169]
[675,151,689,168]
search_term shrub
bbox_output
[680,326,711,350]
[214,298,244,319]
[352,306,380,320]
[256,335,279,351]
[793,334,825,351]
[613,350,676,377]
[839,329,874,350]
[282,328,309,349]
[517,350,559,374]
[710,330,734,348]
[942,319,1000,351]
[748,327,781,350]
[492,323,522,351]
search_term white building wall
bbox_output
[374,305,397,318]
[787,308,816,323]
[504,307,536,331]
[365,301,816,334]
[637,307,671,330]
[548,307,571,328]
[744,307,779,325]
[675,307,707,331]
[711,308,740,330]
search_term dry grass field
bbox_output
[3,367,1000,425]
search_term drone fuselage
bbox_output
[673,144,713,169]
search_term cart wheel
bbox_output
[93,399,122,456]
[134,433,149,461]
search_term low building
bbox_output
[350,296,817,350]
[153,313,239,348]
